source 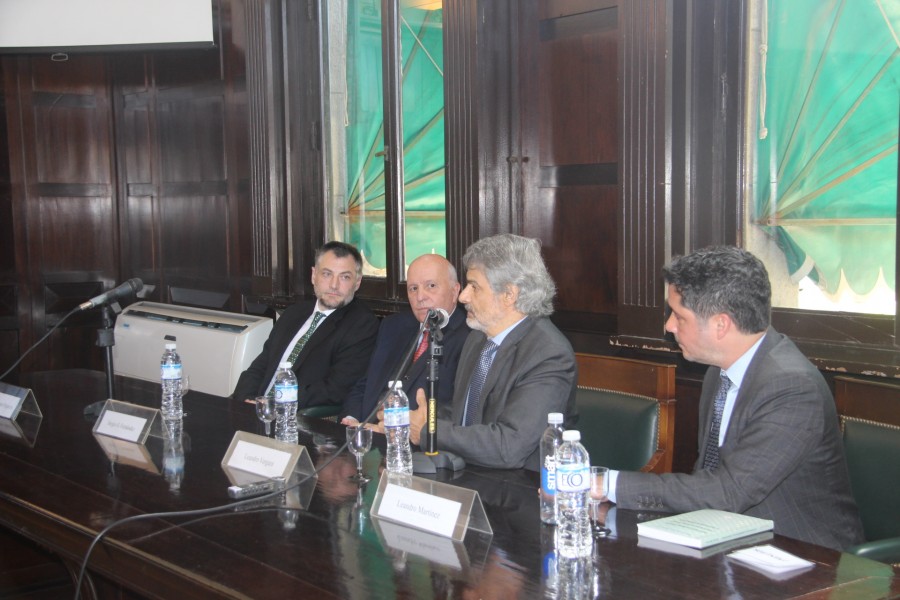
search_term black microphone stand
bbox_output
[411,318,465,474]
[87,302,121,417]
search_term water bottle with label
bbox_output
[273,361,299,444]
[540,412,565,524]
[160,342,183,421]
[555,430,592,558]
[383,380,412,474]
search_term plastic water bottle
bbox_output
[273,361,299,444]
[160,343,183,420]
[383,381,412,474]
[555,430,592,558]
[540,412,566,524]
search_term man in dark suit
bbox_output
[341,254,470,423]
[231,241,379,409]
[608,246,864,551]
[378,234,577,471]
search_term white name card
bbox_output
[377,482,462,538]
[0,391,20,419]
[95,410,147,442]
[226,440,292,479]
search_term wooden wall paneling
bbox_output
[615,0,668,343]
[443,0,481,268]
[0,60,19,379]
[245,0,287,300]
[518,0,618,334]
[8,55,117,372]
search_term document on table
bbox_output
[727,544,815,576]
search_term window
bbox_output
[322,0,446,279]
[746,0,897,316]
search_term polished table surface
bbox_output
[0,369,897,599]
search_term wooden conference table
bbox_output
[0,369,897,599]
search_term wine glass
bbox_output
[255,395,276,436]
[346,425,372,483]
[590,466,611,538]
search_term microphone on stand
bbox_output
[413,308,465,474]
[79,278,143,311]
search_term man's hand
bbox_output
[409,388,428,445]
[340,416,359,426]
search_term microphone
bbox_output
[78,278,143,311]
[424,308,450,329]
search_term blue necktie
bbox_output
[702,372,732,470]
[462,340,498,426]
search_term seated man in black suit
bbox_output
[341,253,470,424]
[231,241,379,410]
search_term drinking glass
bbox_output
[346,425,372,483]
[255,395,276,436]
[590,466,611,537]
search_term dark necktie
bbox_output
[287,311,325,366]
[413,331,430,362]
[702,372,732,470]
[462,340,498,426]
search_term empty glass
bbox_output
[590,466,611,538]
[255,395,276,436]
[346,425,373,483]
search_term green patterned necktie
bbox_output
[286,311,325,366]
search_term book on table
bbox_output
[636,509,774,549]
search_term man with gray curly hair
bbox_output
[397,233,578,471]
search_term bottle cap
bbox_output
[165,343,176,350]
[278,361,292,369]
[562,430,581,442]
[547,412,563,424]
[387,380,403,389]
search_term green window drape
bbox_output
[344,5,445,271]
[754,0,898,296]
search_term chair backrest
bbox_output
[834,375,900,544]
[841,416,900,542]
[574,354,676,474]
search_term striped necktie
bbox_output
[462,340,498,426]
[702,372,732,470]
[287,311,325,366]
[413,331,430,362]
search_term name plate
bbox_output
[377,482,462,538]
[226,440,292,479]
[371,472,493,542]
[91,399,161,444]
[0,382,42,422]
[95,410,148,442]
[220,430,316,487]
[0,391,19,419]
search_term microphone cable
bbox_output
[71,433,353,600]
[0,306,80,381]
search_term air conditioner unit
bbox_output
[112,301,272,398]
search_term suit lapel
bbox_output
[472,316,533,423]
[293,301,350,365]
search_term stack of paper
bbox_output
[636,509,774,549]
[728,545,815,578]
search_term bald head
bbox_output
[406,254,461,323]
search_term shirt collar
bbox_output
[722,333,767,390]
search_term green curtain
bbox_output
[755,0,898,295]
[344,4,446,271]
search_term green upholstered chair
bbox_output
[298,404,342,421]
[835,376,900,566]
[574,354,677,474]
[842,417,900,565]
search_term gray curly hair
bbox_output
[462,234,556,317]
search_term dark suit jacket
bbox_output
[342,307,470,421]
[231,298,379,408]
[434,316,578,471]
[616,327,864,551]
